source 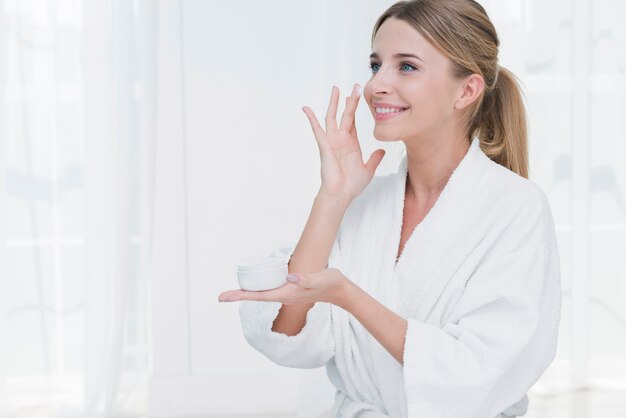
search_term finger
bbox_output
[302,106,327,149]
[339,83,361,132]
[338,95,353,134]
[286,272,310,288]
[289,272,322,290]
[351,119,359,136]
[325,85,339,133]
[219,288,280,303]
[365,149,386,175]
[219,283,289,302]
[218,289,244,302]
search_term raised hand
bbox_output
[302,84,386,206]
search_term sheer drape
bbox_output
[480,0,626,393]
[0,0,155,416]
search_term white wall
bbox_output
[149,1,401,415]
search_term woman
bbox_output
[219,1,561,417]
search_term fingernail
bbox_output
[286,274,299,283]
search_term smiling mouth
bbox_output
[374,107,408,121]
[375,107,408,114]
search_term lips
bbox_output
[371,100,409,121]
[374,107,407,121]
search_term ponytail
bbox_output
[473,66,529,179]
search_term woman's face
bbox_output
[364,17,463,142]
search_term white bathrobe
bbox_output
[239,137,561,418]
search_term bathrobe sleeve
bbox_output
[238,236,342,369]
[402,189,561,418]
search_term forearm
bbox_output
[271,192,348,336]
[339,281,408,365]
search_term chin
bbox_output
[373,126,405,142]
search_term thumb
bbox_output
[365,149,386,175]
[286,273,309,288]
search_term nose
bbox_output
[367,67,394,96]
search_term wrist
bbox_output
[315,190,350,212]
[335,278,360,311]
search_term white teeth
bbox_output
[375,107,406,114]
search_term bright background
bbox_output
[1,0,625,417]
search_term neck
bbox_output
[403,134,471,201]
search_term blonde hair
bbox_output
[372,0,529,178]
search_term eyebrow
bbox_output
[369,52,424,62]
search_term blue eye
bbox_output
[368,62,417,74]
[368,62,380,73]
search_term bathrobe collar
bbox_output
[393,137,484,262]
[377,137,489,313]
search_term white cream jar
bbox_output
[237,257,289,291]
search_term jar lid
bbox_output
[237,257,286,272]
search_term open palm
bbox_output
[302,84,386,205]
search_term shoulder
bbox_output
[482,156,548,215]
[478,157,555,253]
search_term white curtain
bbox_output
[479,0,626,393]
[0,0,155,416]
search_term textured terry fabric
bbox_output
[239,241,340,369]
[239,137,561,418]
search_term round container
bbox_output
[237,257,285,272]
[237,258,289,291]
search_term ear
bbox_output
[454,73,485,110]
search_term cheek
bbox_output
[414,80,453,111]
[433,76,460,107]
